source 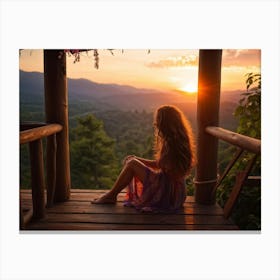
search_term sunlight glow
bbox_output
[179,83,198,94]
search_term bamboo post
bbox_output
[46,134,57,207]
[29,139,46,219]
[44,50,71,202]
[194,50,222,204]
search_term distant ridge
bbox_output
[20,70,198,110]
[20,70,166,99]
[20,70,243,105]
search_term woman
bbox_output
[92,105,196,212]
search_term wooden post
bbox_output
[195,50,222,204]
[20,201,24,229]
[44,50,71,202]
[46,134,57,207]
[29,139,46,219]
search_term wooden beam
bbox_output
[195,50,222,204]
[29,139,46,219]
[20,124,62,144]
[211,148,244,197]
[206,126,261,154]
[223,154,258,218]
[44,50,71,202]
[46,134,57,207]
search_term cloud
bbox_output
[145,50,260,70]
[222,49,261,67]
[146,55,198,68]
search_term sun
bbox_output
[179,83,197,94]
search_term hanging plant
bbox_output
[60,49,111,69]
[60,49,150,69]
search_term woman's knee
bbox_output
[126,158,140,170]
[125,159,146,181]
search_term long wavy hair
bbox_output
[154,105,196,177]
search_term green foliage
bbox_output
[216,73,261,230]
[186,171,195,196]
[234,73,261,138]
[20,109,156,190]
[70,114,118,189]
[215,152,261,230]
[94,110,154,163]
[20,104,45,122]
[231,184,261,229]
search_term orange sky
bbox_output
[19,49,261,93]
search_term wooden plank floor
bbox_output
[20,189,238,231]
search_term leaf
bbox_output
[235,73,261,139]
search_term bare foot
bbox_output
[91,194,117,204]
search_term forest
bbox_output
[20,72,261,230]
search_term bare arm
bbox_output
[123,155,159,169]
[134,156,159,169]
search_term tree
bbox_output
[216,73,261,229]
[234,73,261,138]
[70,114,118,189]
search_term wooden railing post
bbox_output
[195,50,222,204]
[20,124,63,225]
[29,139,45,219]
[46,134,57,207]
[44,50,71,202]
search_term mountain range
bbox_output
[20,70,243,129]
[20,70,243,105]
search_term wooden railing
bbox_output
[206,126,261,218]
[206,126,261,154]
[20,122,63,228]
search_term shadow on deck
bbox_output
[20,189,238,231]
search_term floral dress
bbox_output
[123,166,186,213]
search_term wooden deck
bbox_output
[20,189,238,231]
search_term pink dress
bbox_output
[124,166,186,213]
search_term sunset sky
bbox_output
[19,49,261,94]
